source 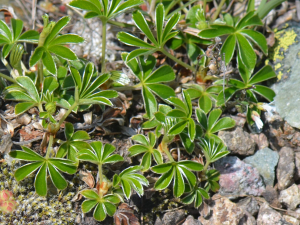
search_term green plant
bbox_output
[121,53,175,119]
[198,11,267,72]
[69,0,143,73]
[118,3,195,71]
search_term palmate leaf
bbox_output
[117,3,180,62]
[129,132,163,171]
[198,11,266,71]
[29,16,83,75]
[199,138,229,163]
[151,161,203,197]
[122,53,175,118]
[80,190,120,222]
[10,147,77,196]
[56,122,90,162]
[113,166,149,199]
[78,141,123,166]
[182,184,209,208]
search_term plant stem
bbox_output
[160,48,195,72]
[101,19,107,74]
[37,60,44,91]
[0,72,16,84]
[160,136,174,162]
[45,134,54,159]
[98,163,103,197]
[203,0,207,13]
[212,0,226,21]
[58,102,78,127]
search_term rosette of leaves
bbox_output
[56,122,90,162]
[29,16,84,75]
[81,189,120,221]
[198,11,267,72]
[62,62,118,112]
[216,56,277,106]
[128,132,163,171]
[122,53,175,118]
[113,166,149,199]
[166,90,196,141]
[9,146,77,196]
[117,4,194,70]
[151,160,203,197]
[4,75,60,115]
[0,18,39,58]
[196,108,235,142]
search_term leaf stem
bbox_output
[45,134,54,159]
[160,48,195,72]
[212,0,227,21]
[98,163,103,197]
[58,102,78,127]
[0,72,16,84]
[160,136,174,162]
[101,20,107,74]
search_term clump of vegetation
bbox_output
[0,0,286,222]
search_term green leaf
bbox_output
[126,49,155,62]
[69,0,102,15]
[0,20,12,41]
[29,46,45,67]
[43,76,59,94]
[162,12,180,42]
[239,29,267,55]
[153,149,163,164]
[167,97,187,111]
[44,16,71,45]
[145,65,175,83]
[151,163,173,174]
[249,65,276,85]
[169,120,188,135]
[35,163,47,196]
[208,109,222,130]
[48,163,67,190]
[104,194,120,204]
[48,159,77,174]
[81,189,99,199]
[179,161,203,171]
[15,102,37,115]
[16,76,39,101]
[10,149,43,161]
[199,94,212,114]
[133,10,158,45]
[82,200,98,213]
[18,30,39,43]
[167,109,187,118]
[94,203,106,221]
[252,85,276,102]
[132,134,149,145]
[11,19,23,40]
[42,50,57,75]
[198,25,235,39]
[156,3,165,44]
[104,202,116,217]
[220,34,236,65]
[113,0,143,18]
[142,86,157,118]
[49,34,84,45]
[154,167,174,190]
[173,167,184,197]
[117,32,154,48]
[14,161,43,181]
[141,152,152,171]
[196,108,207,129]
[216,87,239,106]
[147,84,175,99]
[48,45,77,60]
[210,117,235,133]
[103,154,124,164]
[180,132,195,154]
[236,33,256,71]
[188,118,196,140]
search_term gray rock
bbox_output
[244,148,279,187]
[198,197,244,225]
[218,127,256,156]
[283,215,300,225]
[262,186,281,208]
[257,202,292,225]
[237,197,260,216]
[272,26,300,129]
[277,147,295,190]
[294,152,300,181]
[161,209,185,225]
[250,133,269,150]
[182,215,202,225]
[279,184,300,210]
[214,156,265,197]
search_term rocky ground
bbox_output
[1,1,300,225]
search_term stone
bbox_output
[198,197,244,225]
[294,152,300,181]
[250,133,269,150]
[257,202,292,225]
[218,127,256,156]
[214,156,265,197]
[161,209,185,225]
[279,184,300,210]
[270,25,300,129]
[182,215,202,225]
[282,215,300,225]
[277,147,295,190]
[262,186,281,208]
[237,197,260,216]
[244,148,279,187]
